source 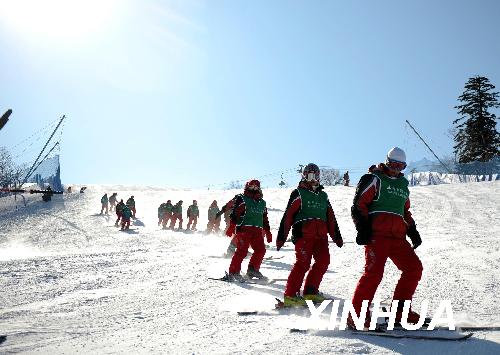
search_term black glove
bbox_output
[215,210,223,219]
[356,220,372,245]
[407,224,422,249]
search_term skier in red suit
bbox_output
[348,147,423,329]
[276,163,343,307]
[223,180,272,281]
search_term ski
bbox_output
[208,276,283,285]
[352,329,473,341]
[383,322,500,332]
[237,298,312,316]
[237,298,315,316]
[457,326,500,331]
[289,328,473,341]
[208,255,283,261]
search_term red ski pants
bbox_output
[187,216,198,230]
[351,237,423,316]
[206,218,221,234]
[285,236,330,297]
[169,214,183,229]
[229,231,266,274]
[121,218,130,230]
[161,213,172,229]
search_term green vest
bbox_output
[188,205,199,217]
[368,171,409,217]
[208,206,219,220]
[165,203,173,213]
[237,195,266,228]
[293,188,328,224]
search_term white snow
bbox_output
[1,182,499,354]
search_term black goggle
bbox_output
[387,159,407,171]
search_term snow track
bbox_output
[0,182,499,354]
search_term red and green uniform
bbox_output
[126,197,136,217]
[228,192,271,274]
[121,205,132,230]
[277,182,342,297]
[169,203,183,229]
[206,204,221,234]
[187,205,199,230]
[350,164,422,320]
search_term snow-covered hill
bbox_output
[1,182,499,354]
[408,171,499,186]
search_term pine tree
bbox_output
[453,76,500,163]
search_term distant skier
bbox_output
[224,179,272,282]
[348,147,423,330]
[121,204,133,231]
[169,200,184,230]
[343,171,350,187]
[100,193,109,214]
[42,186,52,202]
[115,199,125,226]
[126,196,136,218]
[161,200,174,229]
[109,193,118,212]
[42,186,53,202]
[276,163,343,307]
[186,200,200,231]
[158,202,166,225]
[206,200,221,234]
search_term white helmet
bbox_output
[386,147,406,164]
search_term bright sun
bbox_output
[0,0,119,45]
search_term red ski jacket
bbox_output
[351,164,415,239]
[230,191,271,235]
[277,182,342,243]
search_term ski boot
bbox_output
[283,295,307,308]
[222,272,245,282]
[346,313,372,331]
[303,286,327,304]
[246,266,268,280]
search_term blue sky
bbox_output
[0,0,499,188]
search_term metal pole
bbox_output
[405,120,453,174]
[0,109,12,131]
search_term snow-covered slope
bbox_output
[408,172,499,186]
[1,182,499,354]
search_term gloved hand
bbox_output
[265,230,272,243]
[356,220,372,245]
[225,222,236,237]
[407,224,422,249]
[276,239,285,251]
[333,236,343,248]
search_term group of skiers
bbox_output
[157,199,226,234]
[218,147,423,330]
[97,146,423,329]
[100,193,136,230]
[157,200,191,231]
